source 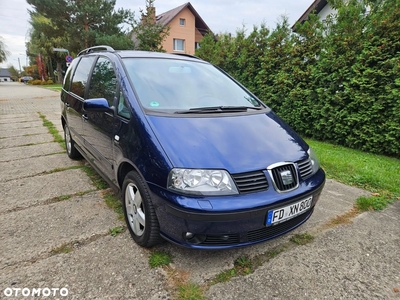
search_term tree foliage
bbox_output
[131,0,169,51]
[26,0,135,54]
[196,0,400,157]
[7,65,20,81]
[27,12,69,82]
[0,36,10,63]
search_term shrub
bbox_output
[195,0,400,157]
[30,80,42,85]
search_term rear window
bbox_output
[122,58,261,112]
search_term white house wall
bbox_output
[318,3,336,21]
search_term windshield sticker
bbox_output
[150,101,159,107]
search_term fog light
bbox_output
[185,232,195,239]
[183,232,206,245]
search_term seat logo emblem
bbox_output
[280,170,293,185]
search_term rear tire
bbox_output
[122,171,161,247]
[64,124,81,159]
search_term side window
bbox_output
[63,57,80,91]
[117,91,131,119]
[88,57,117,107]
[70,56,96,98]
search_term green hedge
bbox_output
[196,0,400,157]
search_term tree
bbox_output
[8,65,19,81]
[0,36,10,63]
[27,0,135,54]
[27,12,68,82]
[131,0,169,51]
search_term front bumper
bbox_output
[150,170,325,249]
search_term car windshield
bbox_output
[122,58,263,112]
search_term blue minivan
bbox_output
[61,46,325,249]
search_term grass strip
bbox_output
[307,139,400,211]
[38,112,65,148]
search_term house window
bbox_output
[173,39,185,51]
[179,18,185,26]
[195,42,200,49]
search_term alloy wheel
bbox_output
[125,183,145,236]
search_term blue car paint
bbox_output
[146,111,308,173]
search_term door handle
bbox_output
[82,114,88,121]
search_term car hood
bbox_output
[146,112,309,174]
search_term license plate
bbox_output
[266,196,313,226]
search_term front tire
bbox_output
[122,171,161,247]
[64,124,81,159]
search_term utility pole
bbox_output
[18,57,21,74]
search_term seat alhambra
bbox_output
[61,46,325,249]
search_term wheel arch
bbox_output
[117,161,141,190]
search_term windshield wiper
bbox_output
[174,106,263,114]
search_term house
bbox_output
[292,0,336,30]
[0,68,12,82]
[149,2,211,54]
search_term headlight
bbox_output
[167,168,239,195]
[308,147,320,175]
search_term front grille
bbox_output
[269,163,298,192]
[201,234,240,246]
[231,170,269,194]
[247,208,312,242]
[297,158,313,179]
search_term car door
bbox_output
[65,56,96,148]
[83,56,118,180]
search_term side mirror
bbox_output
[84,98,114,113]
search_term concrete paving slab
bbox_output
[0,142,64,162]
[0,153,80,182]
[43,111,61,120]
[0,169,94,213]
[0,126,48,138]
[298,179,370,230]
[0,113,40,123]
[0,97,59,115]
[0,121,43,131]
[205,201,400,300]
[0,83,59,102]
[0,191,122,269]
[0,234,170,300]
[0,133,54,149]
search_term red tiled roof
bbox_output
[156,2,211,35]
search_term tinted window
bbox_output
[122,58,261,111]
[88,57,117,107]
[63,57,80,91]
[117,91,130,119]
[70,56,96,98]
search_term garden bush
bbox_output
[196,0,400,157]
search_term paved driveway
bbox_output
[0,82,399,299]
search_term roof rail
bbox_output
[77,45,115,57]
[171,53,201,60]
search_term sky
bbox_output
[0,0,313,70]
